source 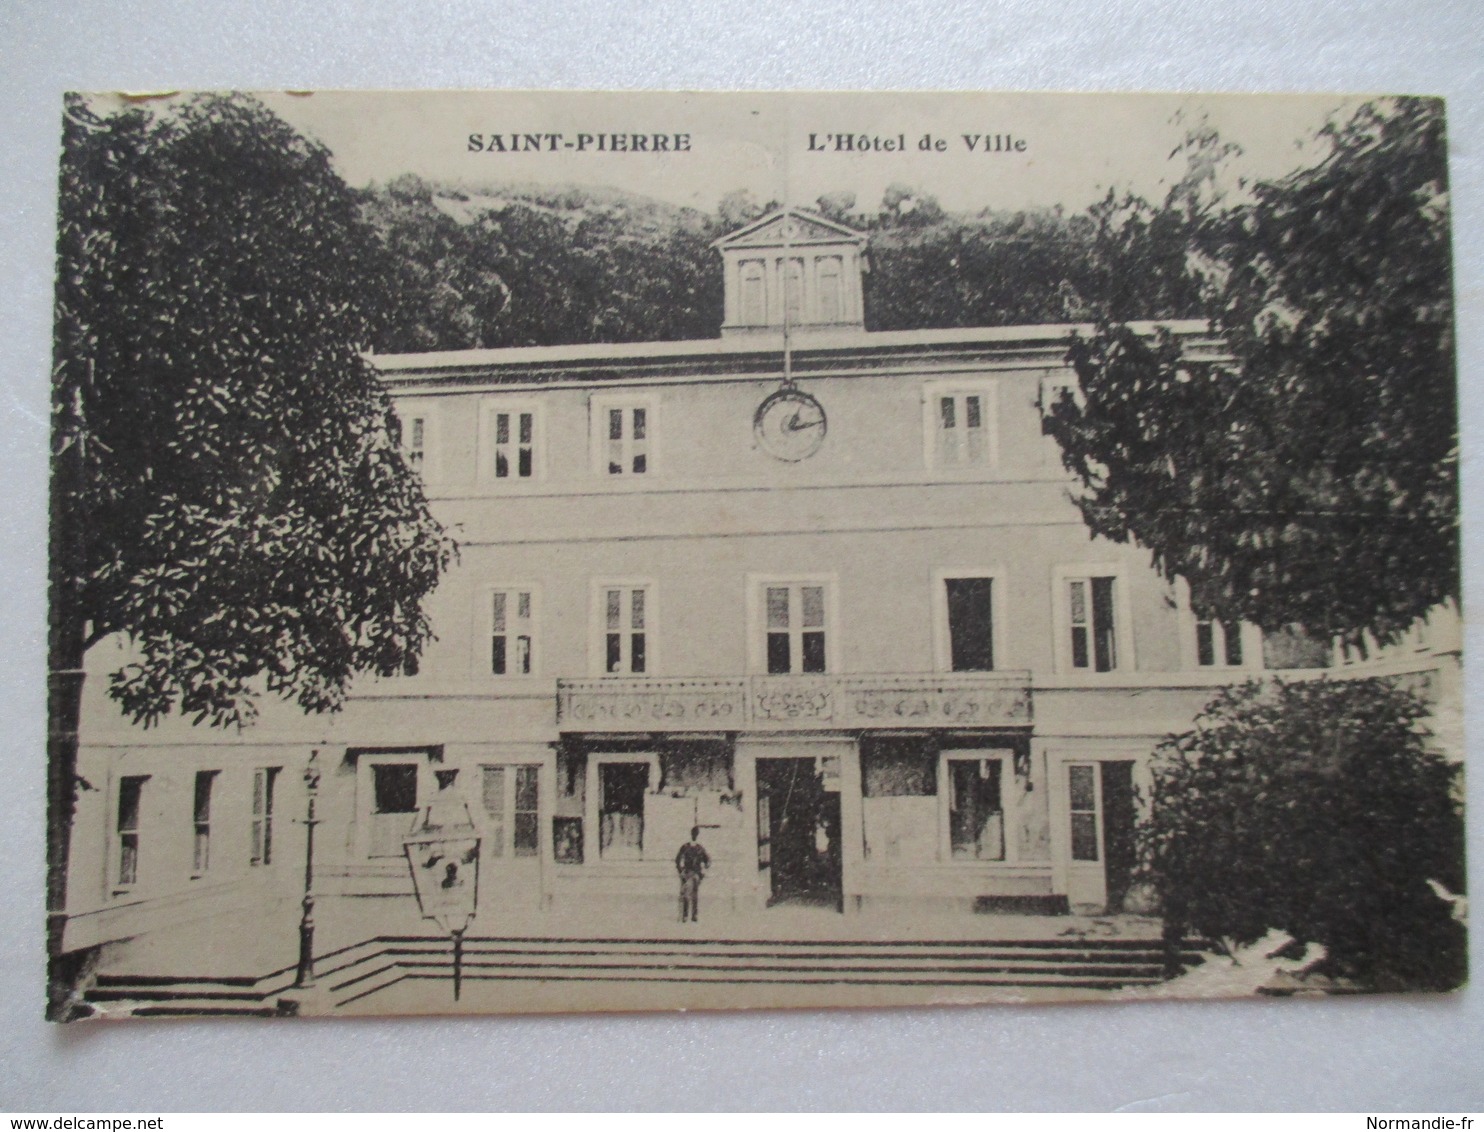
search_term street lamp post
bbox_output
[294,748,321,989]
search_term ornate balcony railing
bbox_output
[556,672,1032,732]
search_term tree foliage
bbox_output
[1144,678,1465,991]
[54,93,454,727]
[1045,98,1457,646]
[357,180,1205,353]
[852,186,1200,332]
[363,178,723,351]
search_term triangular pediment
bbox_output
[713,208,866,250]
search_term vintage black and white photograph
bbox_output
[45,89,1464,1021]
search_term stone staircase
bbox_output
[84,933,1204,1016]
[85,971,291,1018]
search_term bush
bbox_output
[1143,677,1466,991]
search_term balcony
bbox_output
[556,672,1032,733]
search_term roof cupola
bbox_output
[713,207,867,338]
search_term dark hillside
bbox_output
[359,180,1201,353]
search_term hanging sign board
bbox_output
[403,776,482,1000]
[405,832,480,935]
[404,779,481,935]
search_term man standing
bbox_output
[675,826,710,923]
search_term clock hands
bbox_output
[755,388,826,460]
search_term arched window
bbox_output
[817,256,843,322]
[739,261,766,325]
[784,258,805,324]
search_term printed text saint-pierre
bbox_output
[468,133,691,153]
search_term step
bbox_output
[335,968,415,1007]
[373,948,1165,976]
[396,968,1165,990]
[396,962,1167,986]
[126,1004,281,1018]
[368,933,1178,950]
[95,972,262,988]
[95,943,1191,994]
[89,986,275,1003]
[360,937,1186,960]
[325,934,1200,956]
[87,934,1207,1015]
[354,942,1197,973]
[316,937,1200,1004]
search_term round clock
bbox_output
[754,387,827,462]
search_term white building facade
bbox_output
[58,209,1462,984]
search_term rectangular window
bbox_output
[116,775,146,888]
[491,589,534,676]
[603,586,649,674]
[492,409,536,480]
[481,765,506,858]
[405,416,426,473]
[604,406,649,476]
[764,583,827,674]
[396,403,436,479]
[934,387,992,467]
[1069,576,1118,672]
[1069,764,1100,861]
[250,767,280,867]
[1196,619,1244,667]
[945,577,994,671]
[599,761,649,860]
[947,758,1005,860]
[192,770,217,876]
[1224,623,1244,667]
[514,765,539,857]
[370,762,418,858]
[480,763,541,858]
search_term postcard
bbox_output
[46,90,1464,1019]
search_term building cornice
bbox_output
[372,319,1219,390]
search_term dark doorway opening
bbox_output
[599,761,648,859]
[1100,761,1137,913]
[756,757,842,910]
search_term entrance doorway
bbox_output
[756,757,842,909]
[598,761,649,860]
[1100,761,1137,913]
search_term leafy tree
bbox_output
[49,93,454,1014]
[867,208,1087,330]
[1046,98,1457,646]
[364,181,722,350]
[1144,678,1465,991]
[359,176,1209,353]
[859,174,1203,333]
[364,175,1206,350]
[358,174,511,352]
